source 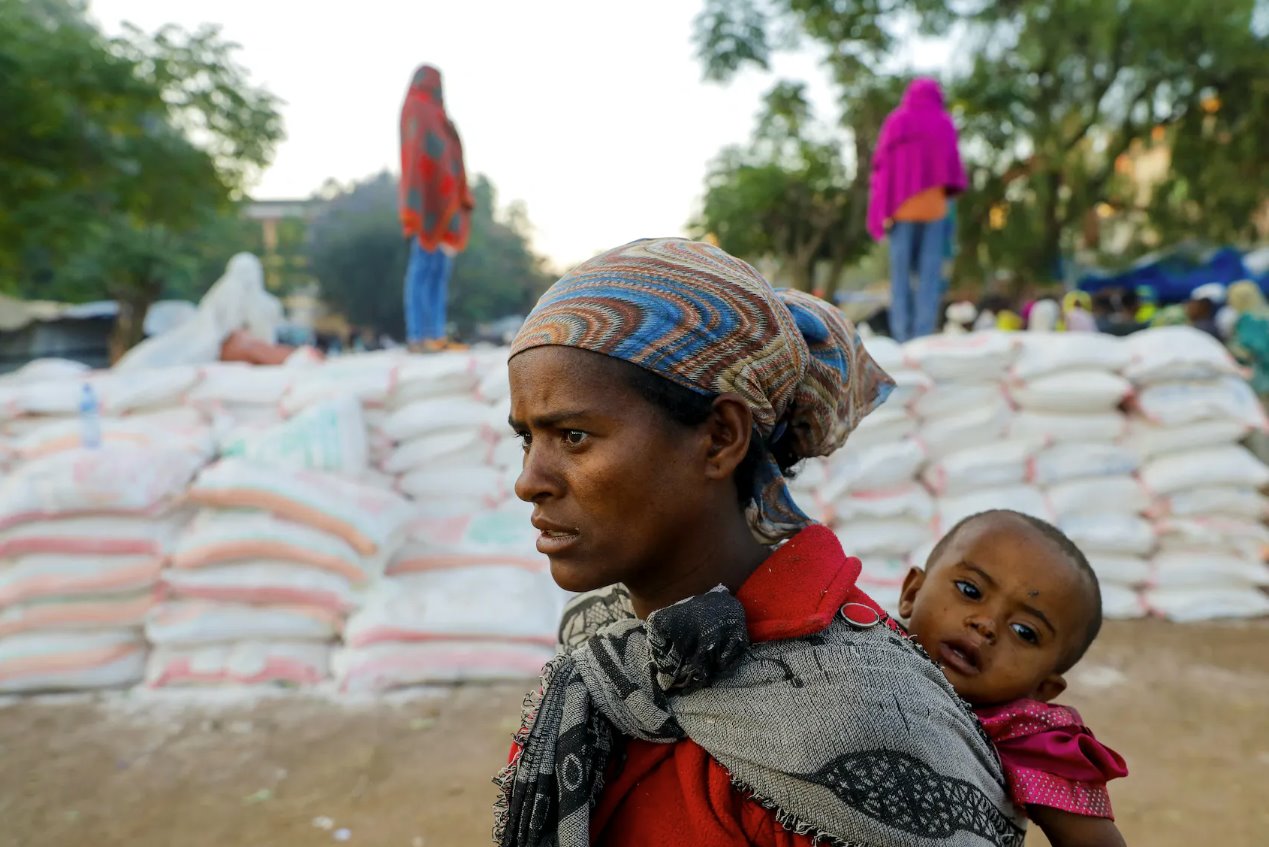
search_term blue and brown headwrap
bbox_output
[509,238,894,543]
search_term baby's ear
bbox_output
[897,567,925,620]
[1034,674,1068,703]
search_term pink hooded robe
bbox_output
[867,78,968,241]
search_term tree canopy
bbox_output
[305,172,551,340]
[0,0,283,356]
[693,0,1269,289]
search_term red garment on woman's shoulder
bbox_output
[975,698,1129,821]
[508,525,884,847]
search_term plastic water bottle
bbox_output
[79,383,101,449]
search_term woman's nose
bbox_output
[514,442,562,503]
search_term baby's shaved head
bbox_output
[926,510,1102,672]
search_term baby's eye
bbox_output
[953,580,981,600]
[1011,622,1039,645]
[562,430,588,447]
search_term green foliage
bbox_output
[951,0,1269,282]
[306,173,550,339]
[694,0,1269,289]
[0,0,282,355]
[691,71,905,291]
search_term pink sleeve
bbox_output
[994,728,1126,820]
[977,700,1128,820]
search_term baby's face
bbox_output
[899,514,1092,707]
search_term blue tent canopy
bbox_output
[1077,246,1255,302]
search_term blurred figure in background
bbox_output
[1185,282,1226,340]
[1063,291,1097,332]
[943,300,977,334]
[399,64,474,353]
[1133,285,1158,324]
[1227,281,1269,398]
[867,78,967,342]
[1027,298,1060,332]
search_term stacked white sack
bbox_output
[1124,327,1269,621]
[336,352,567,691]
[336,501,566,691]
[817,336,933,613]
[188,362,297,433]
[146,457,414,687]
[0,447,200,692]
[0,363,213,469]
[276,352,404,488]
[378,352,519,507]
[1005,334,1143,618]
[905,332,1048,545]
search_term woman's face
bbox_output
[508,346,716,595]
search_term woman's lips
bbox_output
[535,528,580,556]
[531,516,580,556]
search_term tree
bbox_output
[0,0,283,358]
[693,2,942,291]
[693,0,1269,288]
[949,0,1269,282]
[693,75,908,292]
[306,173,550,339]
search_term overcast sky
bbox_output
[90,1,944,270]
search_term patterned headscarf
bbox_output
[509,238,894,543]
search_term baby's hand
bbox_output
[1028,805,1127,847]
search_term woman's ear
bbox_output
[702,394,754,480]
[898,567,926,620]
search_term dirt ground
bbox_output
[1,619,1265,847]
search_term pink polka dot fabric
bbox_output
[975,698,1129,820]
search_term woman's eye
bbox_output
[953,580,981,600]
[514,431,532,451]
[1011,623,1039,645]
[563,430,588,447]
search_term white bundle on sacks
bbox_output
[1123,326,1269,620]
[0,447,201,692]
[146,457,414,687]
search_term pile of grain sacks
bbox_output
[145,458,414,687]
[1124,328,1269,620]
[828,328,1267,621]
[0,350,567,694]
[1,324,1265,696]
[0,447,200,692]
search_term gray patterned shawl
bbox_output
[494,585,1025,847]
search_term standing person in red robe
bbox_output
[399,64,474,352]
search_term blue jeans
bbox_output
[404,241,454,343]
[888,218,947,342]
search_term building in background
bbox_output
[244,199,318,294]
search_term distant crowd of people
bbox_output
[927,280,1269,398]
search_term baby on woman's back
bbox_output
[900,509,1129,847]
